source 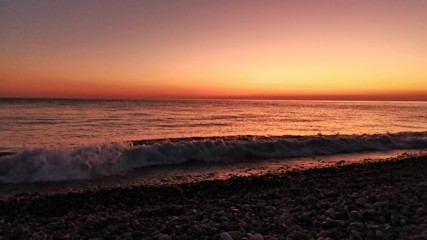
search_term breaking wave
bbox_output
[1,132,427,183]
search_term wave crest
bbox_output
[1,132,426,183]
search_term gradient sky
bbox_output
[1,0,427,100]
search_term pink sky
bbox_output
[1,0,426,100]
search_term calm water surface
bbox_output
[0,99,426,151]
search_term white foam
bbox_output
[1,132,426,183]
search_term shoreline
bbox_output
[1,149,425,199]
[1,154,426,239]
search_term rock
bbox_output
[228,231,244,239]
[132,231,143,238]
[201,218,209,224]
[355,198,366,206]
[220,232,233,240]
[256,199,267,208]
[288,224,303,233]
[239,220,248,228]
[123,232,133,238]
[322,218,345,228]
[249,233,264,240]
[348,222,365,232]
[299,213,311,223]
[351,230,363,240]
[325,190,337,197]
[418,181,427,187]
[316,230,330,238]
[416,207,427,216]
[375,230,383,238]
[324,208,335,216]
[207,227,218,236]
[373,201,387,209]
[158,234,171,240]
[186,226,203,236]
[221,221,233,230]
[265,205,275,212]
[349,210,359,219]
[241,204,252,211]
[286,232,309,240]
[230,207,239,213]
[364,203,373,209]
[311,219,321,228]
[390,215,400,225]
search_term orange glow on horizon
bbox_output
[1,1,426,101]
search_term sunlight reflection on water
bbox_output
[0,99,426,151]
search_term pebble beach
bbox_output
[1,154,426,240]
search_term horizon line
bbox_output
[1,96,426,102]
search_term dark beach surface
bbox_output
[1,154,427,240]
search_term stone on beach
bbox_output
[158,234,171,240]
[220,232,233,240]
[249,233,264,240]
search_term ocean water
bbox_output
[0,98,427,182]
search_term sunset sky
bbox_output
[1,0,426,100]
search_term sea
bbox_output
[0,98,427,183]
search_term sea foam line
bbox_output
[0,132,426,183]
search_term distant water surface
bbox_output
[0,98,426,152]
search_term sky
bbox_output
[1,0,427,100]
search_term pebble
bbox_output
[349,210,359,219]
[324,208,335,216]
[158,234,171,240]
[132,231,143,238]
[322,218,345,228]
[351,230,363,240]
[355,198,366,206]
[286,232,309,240]
[249,233,264,240]
[288,224,303,233]
[220,232,233,240]
[316,230,330,238]
[375,230,383,238]
[228,231,244,239]
[373,201,387,208]
[299,213,311,223]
